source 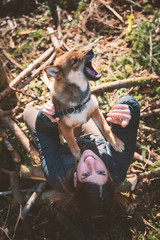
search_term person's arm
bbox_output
[41,100,60,124]
[105,96,140,185]
[106,104,131,128]
[106,96,140,130]
[33,103,63,188]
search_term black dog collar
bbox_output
[52,94,91,119]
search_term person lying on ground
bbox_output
[23,96,140,215]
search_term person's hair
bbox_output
[53,139,115,215]
[73,180,114,216]
[54,167,115,216]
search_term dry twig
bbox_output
[92,75,159,94]
[3,137,21,162]
[56,5,62,39]
[18,51,56,89]
[97,0,124,23]
[0,168,23,205]
[20,164,45,181]
[1,48,23,70]
[140,108,160,118]
[0,47,54,100]
[21,182,46,220]
[47,27,61,48]
[0,109,40,165]
[133,152,154,166]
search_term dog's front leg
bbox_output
[59,125,81,164]
[91,108,124,152]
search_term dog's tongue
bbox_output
[84,61,101,81]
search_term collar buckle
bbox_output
[65,107,76,115]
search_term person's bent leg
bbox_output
[23,106,39,139]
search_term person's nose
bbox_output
[86,159,96,169]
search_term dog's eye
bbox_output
[72,58,78,66]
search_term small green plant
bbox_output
[125,11,160,76]
[31,29,43,38]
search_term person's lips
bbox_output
[84,155,95,162]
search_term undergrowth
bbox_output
[125,11,160,76]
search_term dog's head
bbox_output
[45,48,101,85]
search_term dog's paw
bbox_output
[111,136,125,152]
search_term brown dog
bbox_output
[45,48,124,163]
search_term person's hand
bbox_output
[42,100,60,123]
[106,104,131,128]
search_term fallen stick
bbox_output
[0,47,54,101]
[0,189,33,196]
[0,109,40,165]
[48,27,70,51]
[92,75,159,94]
[136,141,160,162]
[62,41,70,51]
[56,5,62,39]
[21,181,46,220]
[153,99,160,108]
[97,0,124,23]
[20,164,45,181]
[10,86,43,101]
[0,168,23,205]
[3,137,21,162]
[47,27,61,48]
[125,0,142,8]
[133,152,154,166]
[118,167,160,192]
[24,190,57,205]
[140,125,160,133]
[140,108,160,118]
[9,47,54,88]
[17,51,56,89]
[137,167,160,180]
[1,48,23,70]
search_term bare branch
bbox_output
[97,0,124,23]
[92,75,159,94]
[21,182,46,220]
[0,110,40,165]
[0,47,54,101]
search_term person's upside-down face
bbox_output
[74,150,109,186]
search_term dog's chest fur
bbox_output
[62,95,98,128]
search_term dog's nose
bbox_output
[86,49,94,56]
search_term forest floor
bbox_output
[0,0,160,239]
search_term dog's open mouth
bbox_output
[84,60,102,81]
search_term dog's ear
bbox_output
[55,48,65,57]
[45,66,59,77]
